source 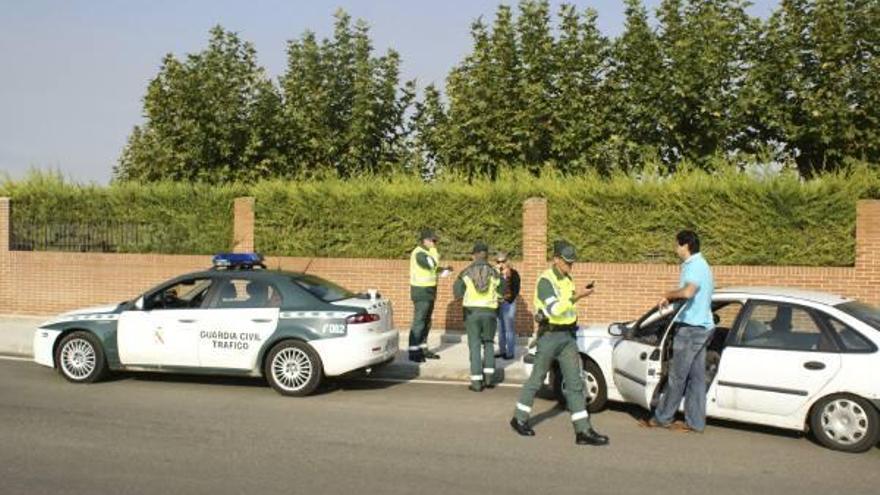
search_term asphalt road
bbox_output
[1,359,878,495]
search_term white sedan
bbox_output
[528,287,880,453]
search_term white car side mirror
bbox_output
[608,323,624,337]
[134,297,145,310]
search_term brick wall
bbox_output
[0,197,877,336]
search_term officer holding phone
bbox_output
[509,241,609,446]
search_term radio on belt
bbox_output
[211,252,266,270]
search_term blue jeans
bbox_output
[497,301,516,358]
[653,325,714,431]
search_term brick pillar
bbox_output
[233,197,255,253]
[855,200,880,305]
[519,198,548,335]
[0,197,10,313]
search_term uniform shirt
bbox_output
[453,260,505,313]
[537,266,576,321]
[411,248,439,302]
[674,252,714,329]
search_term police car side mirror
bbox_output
[134,297,145,311]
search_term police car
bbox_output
[527,287,880,452]
[33,253,398,396]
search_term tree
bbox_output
[116,26,280,182]
[279,10,414,178]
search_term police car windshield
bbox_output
[836,301,880,331]
[293,275,355,303]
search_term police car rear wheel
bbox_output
[55,331,108,383]
[265,341,323,397]
[552,357,607,413]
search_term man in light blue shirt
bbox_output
[641,230,715,433]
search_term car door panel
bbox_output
[118,309,203,367]
[612,340,662,409]
[117,277,215,367]
[198,308,279,369]
[713,347,841,416]
[714,301,843,418]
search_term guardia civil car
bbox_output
[33,253,398,396]
[528,287,880,452]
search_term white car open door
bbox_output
[611,306,680,410]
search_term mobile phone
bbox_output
[586,280,595,290]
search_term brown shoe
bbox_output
[669,422,701,433]
[637,418,669,429]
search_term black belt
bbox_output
[547,323,577,332]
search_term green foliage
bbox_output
[547,164,880,266]
[252,177,525,260]
[1,172,244,254]
[4,168,879,264]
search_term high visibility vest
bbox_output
[462,273,500,309]
[410,245,440,287]
[533,268,577,325]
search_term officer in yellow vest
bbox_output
[408,228,451,362]
[509,241,609,446]
[453,241,503,392]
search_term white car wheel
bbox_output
[810,394,880,453]
[552,357,608,413]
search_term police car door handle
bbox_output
[803,361,825,370]
[251,318,272,323]
[178,319,198,323]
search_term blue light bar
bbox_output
[212,252,265,270]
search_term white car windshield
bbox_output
[836,301,880,331]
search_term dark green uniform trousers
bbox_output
[514,330,591,433]
[409,299,435,356]
[465,309,497,385]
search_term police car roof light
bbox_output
[212,252,266,270]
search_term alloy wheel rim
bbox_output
[562,370,600,405]
[821,399,869,446]
[272,348,313,391]
[60,338,96,379]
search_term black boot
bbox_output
[575,429,609,446]
[409,351,425,363]
[484,374,495,388]
[509,418,535,436]
[422,349,441,360]
[469,382,483,392]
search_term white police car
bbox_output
[528,287,880,452]
[33,253,398,396]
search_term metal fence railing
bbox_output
[10,223,159,253]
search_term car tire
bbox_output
[551,356,608,413]
[54,331,108,383]
[265,340,323,397]
[809,393,880,453]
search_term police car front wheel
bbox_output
[265,340,323,397]
[55,331,109,383]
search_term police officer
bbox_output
[509,241,609,446]
[453,241,503,392]
[408,228,450,362]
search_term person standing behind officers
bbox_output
[453,242,504,392]
[509,241,609,446]
[494,251,520,360]
[409,228,451,362]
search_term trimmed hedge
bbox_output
[0,174,245,254]
[2,166,878,265]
